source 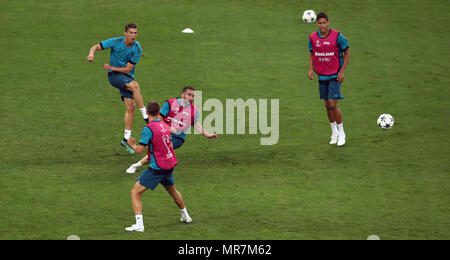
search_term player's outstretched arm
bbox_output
[194,122,217,139]
[87,44,102,62]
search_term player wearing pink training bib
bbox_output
[308,12,350,147]
[125,86,217,174]
[124,102,192,232]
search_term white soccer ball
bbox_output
[377,114,395,129]
[302,10,316,23]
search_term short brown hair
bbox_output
[183,86,195,93]
[147,102,160,116]
[125,23,138,32]
[316,12,329,21]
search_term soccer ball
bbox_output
[377,114,395,129]
[302,10,316,23]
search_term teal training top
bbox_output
[100,37,142,78]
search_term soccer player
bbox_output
[125,102,192,232]
[125,86,217,174]
[308,13,350,146]
[87,23,148,154]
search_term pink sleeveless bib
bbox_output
[310,29,340,76]
[164,98,198,131]
[147,121,177,170]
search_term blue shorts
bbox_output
[319,79,344,101]
[108,72,134,100]
[172,135,185,150]
[137,168,175,190]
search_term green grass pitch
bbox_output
[0,0,449,240]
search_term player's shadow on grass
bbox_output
[113,152,135,157]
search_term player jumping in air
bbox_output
[87,23,148,154]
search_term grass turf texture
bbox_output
[0,0,449,240]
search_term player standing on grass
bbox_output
[126,86,217,174]
[125,102,192,232]
[308,13,350,146]
[87,23,148,154]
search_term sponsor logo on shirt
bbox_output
[315,40,321,47]
[314,52,335,57]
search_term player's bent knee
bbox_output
[127,81,140,92]
[131,188,143,197]
[131,183,146,196]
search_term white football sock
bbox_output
[181,208,189,217]
[133,161,143,167]
[124,130,132,140]
[135,215,144,227]
[330,122,338,135]
[337,123,345,135]
[139,107,148,119]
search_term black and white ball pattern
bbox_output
[377,114,395,129]
[302,10,316,23]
